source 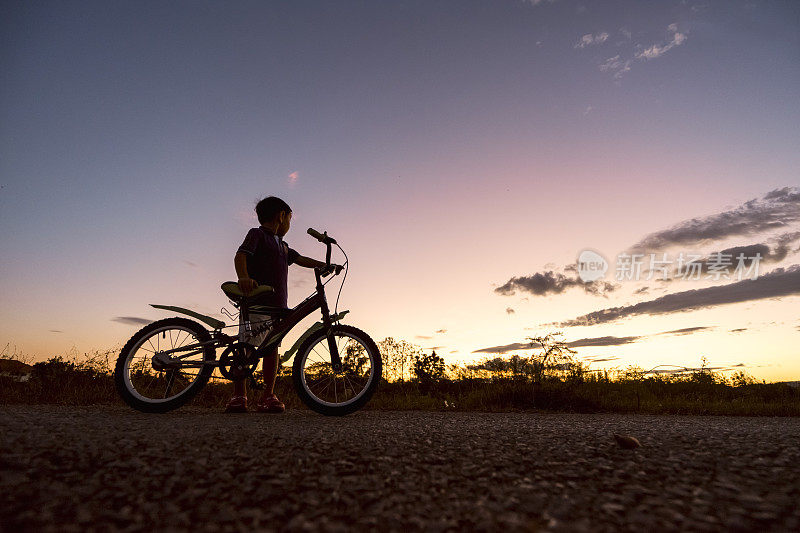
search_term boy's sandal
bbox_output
[224,395,248,413]
[256,394,285,413]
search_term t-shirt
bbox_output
[236,226,299,308]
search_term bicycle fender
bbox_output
[150,304,226,330]
[279,310,349,364]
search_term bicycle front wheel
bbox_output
[114,317,216,413]
[292,324,381,416]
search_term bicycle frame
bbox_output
[243,266,343,370]
[148,267,343,374]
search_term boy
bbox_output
[226,196,337,413]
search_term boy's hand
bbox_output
[238,277,258,295]
[321,264,344,277]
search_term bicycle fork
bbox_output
[320,295,342,372]
[316,268,343,373]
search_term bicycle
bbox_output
[114,228,382,416]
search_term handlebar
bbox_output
[308,227,337,269]
[307,227,336,245]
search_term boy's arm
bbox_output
[234,252,258,294]
[294,255,344,275]
[294,255,327,269]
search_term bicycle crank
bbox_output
[217,342,259,380]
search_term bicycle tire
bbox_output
[292,324,381,416]
[114,317,216,413]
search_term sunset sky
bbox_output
[2,0,798,381]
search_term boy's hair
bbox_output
[255,196,292,224]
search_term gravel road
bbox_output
[1,406,798,532]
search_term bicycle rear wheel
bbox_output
[114,317,216,413]
[292,324,381,416]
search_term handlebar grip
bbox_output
[307,227,337,245]
[307,228,325,242]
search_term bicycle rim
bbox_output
[123,325,207,404]
[297,330,378,408]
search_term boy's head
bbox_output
[255,196,292,235]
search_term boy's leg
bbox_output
[262,346,279,395]
[258,346,285,412]
[225,376,248,412]
[233,378,247,397]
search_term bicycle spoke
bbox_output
[313,374,336,397]
[342,372,359,396]
[164,370,176,398]
[310,345,328,364]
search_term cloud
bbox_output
[583,356,620,363]
[472,342,535,354]
[557,264,800,326]
[701,233,799,266]
[599,55,632,80]
[631,187,800,251]
[288,171,299,183]
[435,329,447,334]
[634,286,650,295]
[112,316,152,326]
[655,326,713,336]
[730,328,748,333]
[474,324,713,354]
[635,231,800,282]
[415,335,433,340]
[49,329,63,333]
[641,23,686,56]
[567,335,640,347]
[575,32,609,49]
[525,0,558,6]
[636,29,687,60]
[183,260,198,268]
[598,23,688,79]
[506,307,516,314]
[495,270,618,297]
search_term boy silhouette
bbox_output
[226,196,337,413]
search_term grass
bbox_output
[2,353,799,416]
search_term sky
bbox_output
[1,0,799,381]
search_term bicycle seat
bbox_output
[221,281,274,301]
[221,282,291,316]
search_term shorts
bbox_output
[238,312,276,347]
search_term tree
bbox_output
[525,332,577,407]
[526,332,577,381]
[412,350,446,395]
[377,337,422,382]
